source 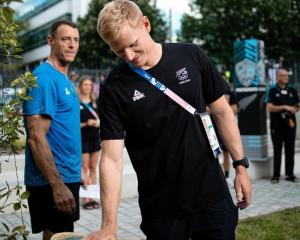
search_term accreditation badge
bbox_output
[281,90,288,95]
[199,112,222,158]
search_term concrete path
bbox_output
[1,177,300,240]
[1,143,300,239]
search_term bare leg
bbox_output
[82,153,92,204]
[43,229,54,240]
[89,150,101,208]
[89,151,100,184]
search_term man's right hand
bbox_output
[52,182,76,215]
[285,105,298,114]
[83,228,118,240]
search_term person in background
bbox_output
[265,68,299,183]
[23,20,81,240]
[78,75,101,209]
[86,1,252,239]
[70,70,79,87]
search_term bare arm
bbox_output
[267,103,299,114]
[230,104,238,116]
[267,103,297,113]
[209,96,252,209]
[209,96,243,161]
[81,119,100,128]
[85,139,124,240]
[27,115,76,215]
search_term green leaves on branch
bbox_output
[0,71,36,154]
[0,184,30,239]
[0,0,23,60]
[0,1,32,239]
[0,224,30,240]
[179,0,300,67]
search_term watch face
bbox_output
[244,157,249,167]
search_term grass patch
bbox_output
[237,207,300,240]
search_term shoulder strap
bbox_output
[82,102,99,120]
[127,62,222,158]
[127,62,197,115]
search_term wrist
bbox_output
[101,222,117,232]
[235,165,248,173]
[232,157,249,169]
[49,177,64,188]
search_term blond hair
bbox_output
[97,0,143,43]
[77,75,95,102]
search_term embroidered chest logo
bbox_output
[176,68,191,85]
[65,87,71,95]
[133,90,145,101]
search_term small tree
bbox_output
[0,0,36,239]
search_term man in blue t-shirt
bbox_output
[23,20,81,240]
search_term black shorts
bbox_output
[141,194,238,240]
[82,139,101,153]
[26,182,80,234]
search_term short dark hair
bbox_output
[49,20,78,37]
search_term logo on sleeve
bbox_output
[65,87,71,95]
[176,68,191,85]
[133,90,145,101]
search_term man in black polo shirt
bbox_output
[85,1,252,240]
[265,68,299,183]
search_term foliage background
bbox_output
[179,0,300,68]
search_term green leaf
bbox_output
[10,78,19,87]
[20,191,30,200]
[8,235,17,240]
[3,7,14,22]
[2,222,9,232]
[12,225,23,233]
[22,203,27,208]
[13,202,21,211]
[10,55,22,59]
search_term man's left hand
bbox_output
[234,167,252,210]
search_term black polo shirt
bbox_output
[99,43,228,222]
[265,83,299,129]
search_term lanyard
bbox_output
[82,102,99,120]
[127,62,222,158]
[127,63,197,115]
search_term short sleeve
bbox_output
[196,47,227,104]
[24,71,57,119]
[264,86,274,103]
[229,91,238,106]
[99,81,125,140]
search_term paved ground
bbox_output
[1,176,300,239]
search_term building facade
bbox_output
[16,0,91,68]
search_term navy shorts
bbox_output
[26,182,80,234]
[141,194,238,240]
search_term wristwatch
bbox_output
[232,157,249,169]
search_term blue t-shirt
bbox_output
[23,62,81,186]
